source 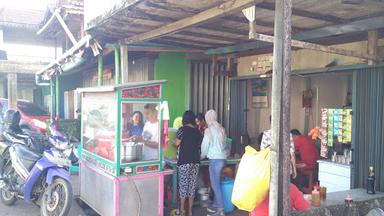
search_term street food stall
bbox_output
[317,108,353,193]
[78,80,172,216]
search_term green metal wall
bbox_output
[154,52,187,123]
[352,67,384,191]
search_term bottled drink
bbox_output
[311,184,321,207]
[343,195,359,216]
[367,166,376,194]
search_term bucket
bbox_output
[221,178,235,213]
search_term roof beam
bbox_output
[37,9,78,45]
[142,2,305,33]
[121,0,263,44]
[116,9,251,39]
[251,32,378,61]
[225,15,308,32]
[54,11,78,45]
[257,2,346,23]
[206,15,384,55]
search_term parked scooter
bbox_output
[0,110,73,216]
[1,109,47,154]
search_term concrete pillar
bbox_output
[120,45,129,83]
[8,73,17,109]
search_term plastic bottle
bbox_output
[367,166,376,194]
[343,195,360,216]
[311,186,321,207]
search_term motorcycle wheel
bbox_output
[0,162,17,206]
[0,188,17,206]
[41,178,73,216]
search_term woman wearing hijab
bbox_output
[201,110,227,216]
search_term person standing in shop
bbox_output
[175,110,202,216]
[261,116,297,179]
[201,110,227,216]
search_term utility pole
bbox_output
[269,0,292,215]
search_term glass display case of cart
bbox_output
[80,80,167,177]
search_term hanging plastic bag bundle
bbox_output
[231,146,271,212]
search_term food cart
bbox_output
[78,80,171,216]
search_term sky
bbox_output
[0,0,54,10]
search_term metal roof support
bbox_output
[120,45,129,84]
[269,0,292,215]
[36,34,92,75]
[55,75,60,121]
[98,54,103,86]
[114,46,120,85]
[7,73,17,109]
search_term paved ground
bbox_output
[0,174,248,216]
[0,198,87,216]
[0,175,87,216]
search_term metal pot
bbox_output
[122,142,143,162]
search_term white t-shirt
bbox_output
[142,121,159,160]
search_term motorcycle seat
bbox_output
[14,145,40,170]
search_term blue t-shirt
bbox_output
[127,123,144,136]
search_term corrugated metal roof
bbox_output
[0,7,45,30]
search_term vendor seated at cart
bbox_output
[136,104,159,161]
[127,111,144,137]
[291,129,319,170]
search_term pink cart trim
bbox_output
[78,161,81,197]
[114,178,120,216]
[158,174,164,216]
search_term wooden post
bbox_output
[7,73,17,109]
[367,30,378,65]
[269,0,292,215]
[98,54,103,86]
[114,46,121,85]
[55,75,60,123]
[120,45,129,83]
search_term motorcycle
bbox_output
[0,110,74,216]
[1,109,48,155]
